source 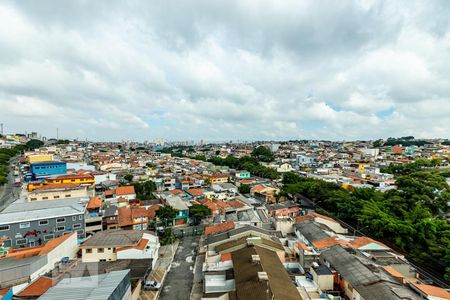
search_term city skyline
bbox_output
[1,0,449,141]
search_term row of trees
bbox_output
[0,140,44,185]
[382,158,444,175]
[281,171,450,281]
[208,155,279,180]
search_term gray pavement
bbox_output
[158,236,199,300]
[0,157,20,212]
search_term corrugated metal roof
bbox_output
[38,269,130,300]
[294,220,329,243]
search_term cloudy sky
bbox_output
[0,0,449,142]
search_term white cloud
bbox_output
[0,0,449,141]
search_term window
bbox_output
[19,222,30,229]
[77,229,84,235]
[53,195,60,199]
[98,248,104,253]
[56,218,65,223]
[39,220,49,226]
[72,216,77,221]
[79,215,83,220]
[56,226,65,232]
[44,234,54,241]
[0,225,10,231]
[73,223,82,229]
[112,248,116,253]
[42,197,48,200]
[16,238,27,245]
[30,197,37,201]
[86,249,92,254]
[65,194,71,198]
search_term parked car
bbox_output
[143,280,161,291]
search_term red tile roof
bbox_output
[105,189,115,196]
[49,174,94,180]
[227,200,245,209]
[87,196,103,209]
[349,236,389,250]
[205,221,235,237]
[221,253,232,261]
[116,185,135,195]
[186,188,204,197]
[33,183,81,191]
[116,239,149,252]
[171,189,183,195]
[5,233,75,258]
[18,277,54,297]
[411,282,450,299]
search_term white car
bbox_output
[143,280,161,291]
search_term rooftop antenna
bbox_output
[0,123,3,135]
[56,127,59,140]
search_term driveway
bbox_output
[158,235,199,300]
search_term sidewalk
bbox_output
[140,240,179,300]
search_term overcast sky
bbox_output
[0,0,449,142]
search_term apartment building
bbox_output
[0,198,86,248]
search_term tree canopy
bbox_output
[25,139,44,150]
[156,206,178,227]
[208,155,279,180]
[281,171,450,282]
[189,204,211,225]
[132,180,156,200]
[252,146,275,162]
[123,174,133,182]
[238,184,251,194]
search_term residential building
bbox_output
[27,184,91,202]
[0,198,86,248]
[80,230,159,268]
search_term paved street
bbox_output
[0,157,20,212]
[158,236,199,300]
[140,240,179,300]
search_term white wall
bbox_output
[47,233,78,267]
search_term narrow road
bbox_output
[0,157,20,212]
[159,236,199,300]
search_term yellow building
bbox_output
[358,164,370,174]
[45,174,95,186]
[27,154,54,164]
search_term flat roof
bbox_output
[39,269,130,300]
[30,161,66,166]
[0,198,87,225]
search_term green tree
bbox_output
[132,180,157,200]
[156,206,178,227]
[25,139,44,150]
[252,146,274,162]
[189,204,211,225]
[124,174,133,182]
[238,184,251,194]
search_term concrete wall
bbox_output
[131,279,142,300]
[47,233,78,266]
[1,213,85,249]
